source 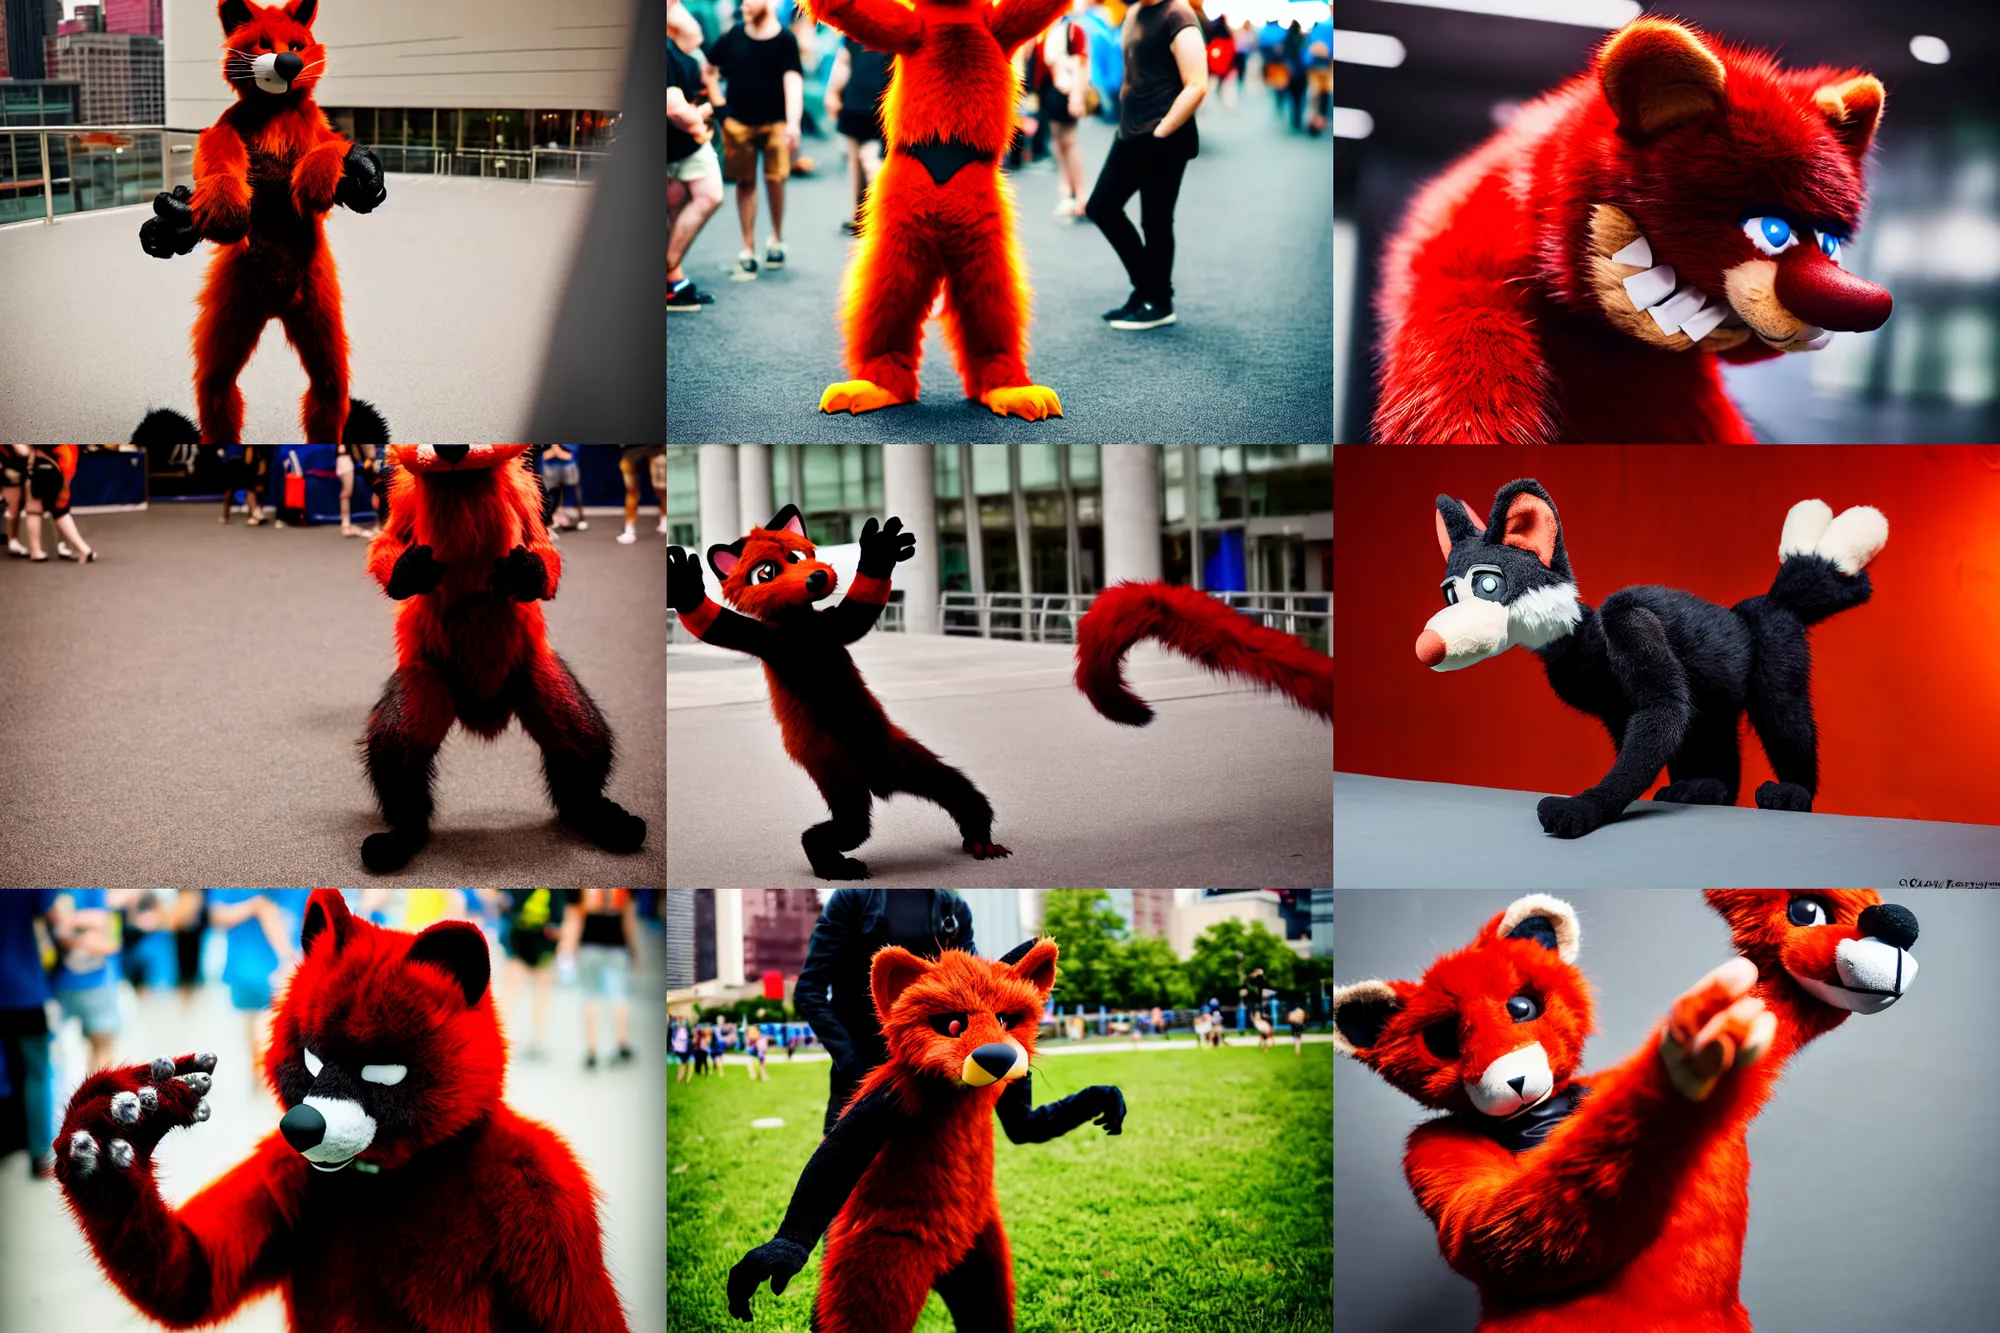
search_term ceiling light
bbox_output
[1333,107,1376,140]
[1373,0,1642,29]
[1334,30,1407,68]
[1910,35,1950,65]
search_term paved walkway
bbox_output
[667,100,1334,443]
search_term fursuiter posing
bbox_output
[54,890,629,1332]
[1418,478,1885,838]
[1374,17,1892,443]
[1334,890,1917,1332]
[668,505,1009,879]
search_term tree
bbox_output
[1037,889,1127,1010]
[1186,918,1296,1010]
[1109,934,1193,1009]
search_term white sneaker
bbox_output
[57,540,75,559]
[575,519,588,532]
[7,538,28,557]
[656,516,668,534]
[616,526,636,545]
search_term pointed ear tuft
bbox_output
[1813,75,1883,161]
[1500,491,1560,567]
[707,540,745,580]
[871,946,936,1022]
[1007,938,1059,998]
[1598,18,1727,137]
[1332,980,1402,1057]
[301,890,354,960]
[767,504,808,539]
[288,0,318,27]
[407,921,490,1006]
[219,0,254,33]
[1498,894,1581,964]
[1434,496,1486,558]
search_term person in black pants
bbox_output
[1087,0,1208,331]
[793,889,975,1134]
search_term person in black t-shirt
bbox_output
[557,890,640,1070]
[668,1,724,311]
[823,35,892,235]
[709,0,804,281]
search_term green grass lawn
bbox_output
[667,1046,1331,1333]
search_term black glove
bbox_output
[488,545,547,602]
[139,186,200,258]
[667,546,707,613]
[726,1237,809,1322]
[1087,1084,1126,1135]
[856,515,915,578]
[386,543,446,600]
[335,144,387,214]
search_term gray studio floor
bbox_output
[0,174,590,444]
[1334,772,2000,888]
[668,632,1332,887]
[0,933,665,1331]
[0,505,664,886]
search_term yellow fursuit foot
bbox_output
[979,384,1063,420]
[819,380,909,415]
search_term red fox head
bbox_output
[266,891,503,1172]
[1705,891,1918,1037]
[219,0,326,101]
[1334,895,1593,1119]
[1570,18,1892,354]
[708,504,840,621]
[870,939,1056,1089]
[388,445,530,473]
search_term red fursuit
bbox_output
[53,890,628,1332]
[1373,17,1892,444]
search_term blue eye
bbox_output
[1817,230,1842,261]
[1742,216,1798,256]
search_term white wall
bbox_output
[166,0,631,128]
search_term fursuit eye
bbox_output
[1441,581,1459,607]
[997,1012,1022,1028]
[1506,994,1541,1023]
[1476,574,1501,597]
[1743,216,1799,256]
[786,551,803,564]
[747,561,781,585]
[929,1012,968,1037]
[1787,897,1832,927]
[1422,1018,1459,1060]
[289,42,304,52]
[1816,230,1842,262]
[303,1048,323,1077]
[360,1064,408,1086]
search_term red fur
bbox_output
[1074,580,1333,726]
[816,939,1059,1332]
[1373,17,1887,443]
[1341,891,1895,1332]
[54,891,627,1331]
[811,0,1069,416]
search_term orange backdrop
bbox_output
[1334,447,2000,825]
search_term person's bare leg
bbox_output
[622,461,640,528]
[87,1030,116,1072]
[613,999,631,1050]
[531,965,553,1048]
[736,178,758,251]
[340,467,354,530]
[54,514,92,560]
[500,958,527,1041]
[583,996,599,1059]
[25,499,44,559]
[766,175,786,245]
[846,136,865,217]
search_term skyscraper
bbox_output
[103,0,160,36]
[2,0,53,80]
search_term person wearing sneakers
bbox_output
[1034,1,1093,223]
[3,445,29,559]
[1087,0,1206,331]
[710,0,802,283]
[823,34,890,236]
[24,446,96,564]
[617,444,666,544]
[541,444,588,533]
[336,444,376,537]
[668,1,722,312]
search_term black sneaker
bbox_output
[584,1052,598,1070]
[613,1046,635,1065]
[667,279,714,311]
[1110,300,1176,331]
[1101,292,1143,322]
[732,250,759,282]
[764,241,786,270]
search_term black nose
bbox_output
[1858,903,1918,951]
[435,445,470,467]
[1507,1076,1527,1096]
[971,1043,1016,1080]
[274,52,303,82]
[280,1102,325,1152]
[806,569,829,597]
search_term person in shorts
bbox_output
[3,445,29,557]
[672,1020,693,1084]
[668,1,724,311]
[823,34,890,234]
[539,445,587,532]
[616,444,665,544]
[208,890,305,1073]
[336,444,376,537]
[1032,3,1092,220]
[500,890,561,1057]
[25,445,96,563]
[49,890,122,1072]
[709,0,803,281]
[560,890,639,1069]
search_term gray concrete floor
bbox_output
[0,929,665,1331]
[667,633,1332,887]
[1334,772,2000,888]
[0,504,664,887]
[667,99,1334,444]
[0,174,591,444]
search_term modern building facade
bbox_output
[667,446,1331,640]
[2,0,67,80]
[103,0,160,36]
[47,28,162,122]
[1169,890,1316,962]
[742,889,819,980]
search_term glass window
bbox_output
[971,444,1009,496]
[936,443,961,499]
[666,448,698,519]
[1069,444,1099,485]
[1018,443,1059,490]
[492,109,524,151]
[354,107,376,144]
[840,444,865,509]
[533,110,571,150]
[462,109,492,151]
[438,109,459,151]
[938,500,965,534]
[407,109,436,147]
[1030,527,1068,595]
[377,108,407,145]
[802,445,842,513]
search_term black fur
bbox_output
[358,667,438,873]
[342,397,389,444]
[129,398,386,446]
[1435,479,1876,839]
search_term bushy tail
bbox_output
[1074,581,1332,726]
[1765,500,1886,625]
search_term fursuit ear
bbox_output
[300,889,356,959]
[287,0,318,26]
[1497,894,1581,965]
[1005,938,1059,998]
[870,946,935,1021]
[1434,495,1486,558]
[219,0,254,33]
[1598,17,1726,137]
[707,539,746,580]
[765,504,809,540]
[1485,479,1561,568]
[407,921,491,1006]
[1332,980,1403,1058]
[1812,74,1884,162]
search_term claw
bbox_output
[107,1139,135,1170]
[110,1092,142,1124]
[138,1086,159,1111]
[195,1099,211,1124]
[192,1053,218,1073]
[177,1072,213,1095]
[69,1131,99,1175]
[149,1056,176,1082]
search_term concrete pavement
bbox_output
[667,632,1332,887]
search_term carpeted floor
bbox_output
[0,505,664,887]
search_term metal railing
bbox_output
[404,146,609,184]
[939,590,1331,651]
[0,125,195,226]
